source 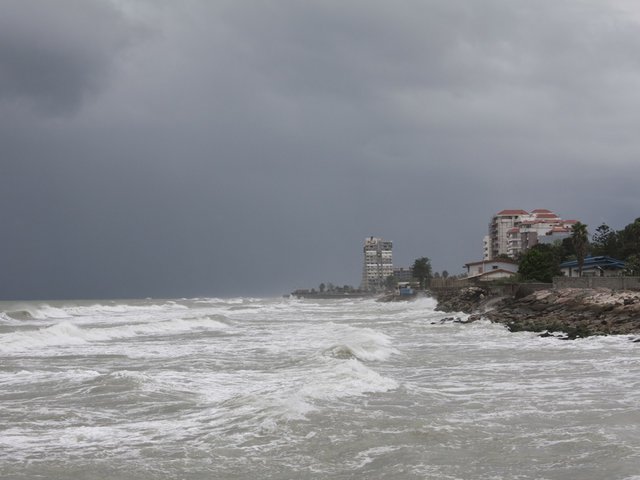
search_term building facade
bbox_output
[487,210,529,260]
[361,236,393,290]
[465,259,519,281]
[560,256,626,277]
[393,267,413,283]
[486,209,579,260]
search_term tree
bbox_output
[571,222,589,277]
[384,275,397,290]
[442,270,449,278]
[618,218,640,260]
[591,223,619,257]
[518,244,562,283]
[319,283,326,293]
[623,255,640,276]
[559,237,576,261]
[412,257,432,290]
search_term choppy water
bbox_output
[1,296,639,479]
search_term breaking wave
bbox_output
[323,327,398,361]
[0,316,229,354]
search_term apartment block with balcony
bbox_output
[361,236,393,290]
[488,209,529,259]
[487,209,579,260]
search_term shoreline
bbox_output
[436,286,640,339]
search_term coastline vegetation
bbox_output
[516,217,640,283]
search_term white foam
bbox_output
[0,316,229,354]
[0,368,102,387]
[13,302,190,323]
[324,327,398,361]
[301,358,399,401]
[0,312,21,324]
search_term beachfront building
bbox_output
[361,237,393,290]
[560,256,626,277]
[464,259,519,282]
[487,210,529,260]
[487,209,579,260]
[393,267,413,283]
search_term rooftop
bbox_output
[496,209,529,216]
[559,256,626,269]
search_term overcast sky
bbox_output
[2,0,640,299]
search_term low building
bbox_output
[393,267,413,282]
[560,256,626,277]
[464,259,518,282]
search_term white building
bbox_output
[487,209,579,260]
[465,259,518,281]
[361,237,393,290]
[487,209,529,259]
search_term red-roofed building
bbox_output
[486,209,530,260]
[496,209,529,216]
[485,208,581,260]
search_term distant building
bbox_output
[486,209,579,260]
[487,209,529,260]
[393,267,413,283]
[361,237,393,290]
[560,256,626,277]
[465,259,518,282]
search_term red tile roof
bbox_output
[531,209,553,213]
[496,209,529,216]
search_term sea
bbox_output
[1,296,639,480]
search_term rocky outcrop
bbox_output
[480,288,640,339]
[434,286,492,314]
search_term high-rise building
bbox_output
[361,236,393,290]
[487,210,529,260]
[485,209,578,260]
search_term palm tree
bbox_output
[571,222,589,277]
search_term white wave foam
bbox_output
[0,368,102,387]
[323,325,398,362]
[302,359,398,401]
[0,312,21,324]
[0,317,229,354]
[14,302,190,322]
[211,357,398,428]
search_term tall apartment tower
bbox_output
[487,210,530,259]
[361,236,393,290]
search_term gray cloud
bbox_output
[0,0,139,114]
[2,0,640,299]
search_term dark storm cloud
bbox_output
[2,0,640,299]
[0,0,138,114]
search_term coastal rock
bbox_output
[435,287,491,314]
[484,288,640,338]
